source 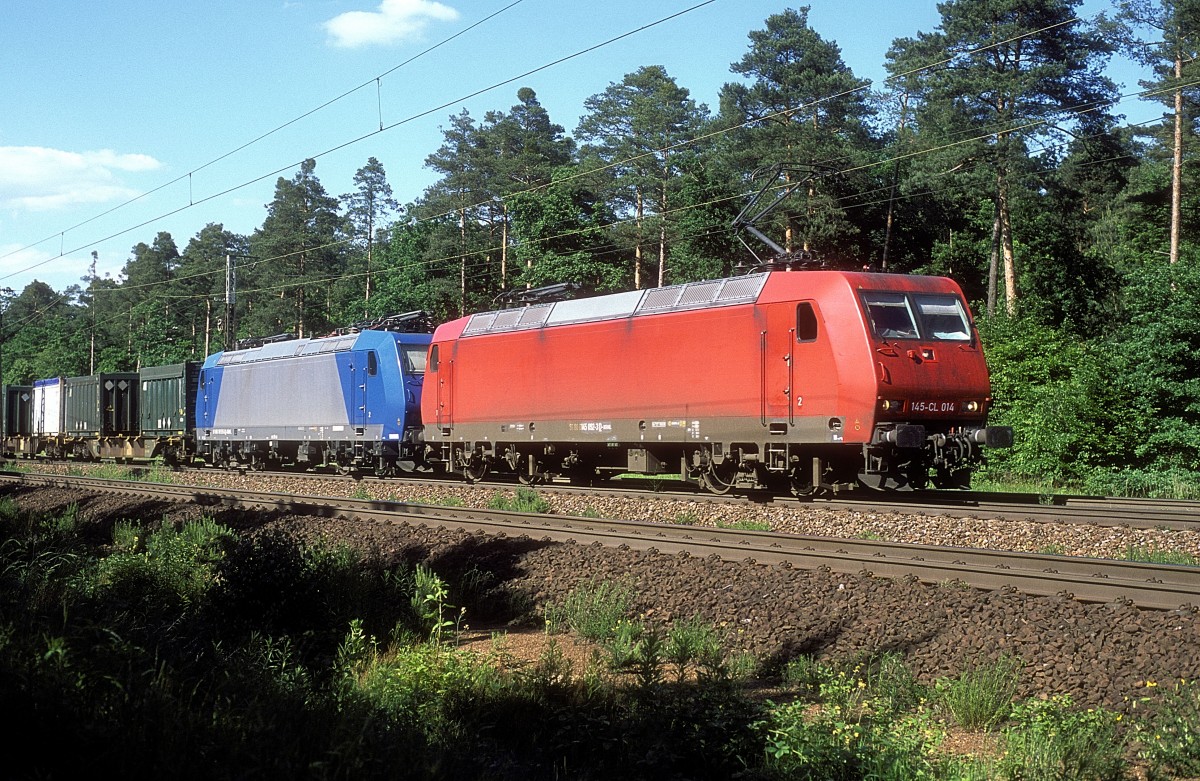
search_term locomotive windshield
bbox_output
[912,294,971,340]
[400,344,428,374]
[862,291,972,342]
[863,292,919,339]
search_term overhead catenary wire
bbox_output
[0,8,1184,342]
[12,69,1181,350]
[0,0,717,280]
[0,0,529,269]
[0,7,1088,278]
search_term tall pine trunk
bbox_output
[1171,51,1183,265]
[997,165,1018,316]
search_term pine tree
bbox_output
[577,66,709,288]
[248,159,346,339]
[342,157,398,316]
[1116,0,1200,264]
[887,0,1117,314]
[717,7,875,258]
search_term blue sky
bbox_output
[1,0,1157,293]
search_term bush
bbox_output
[93,517,231,608]
[1136,679,1200,778]
[757,699,946,780]
[998,696,1127,780]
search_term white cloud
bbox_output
[323,0,459,48]
[0,146,162,212]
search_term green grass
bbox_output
[543,579,634,640]
[998,696,1128,780]
[0,499,1190,780]
[716,519,770,532]
[936,655,1022,730]
[977,468,1200,500]
[487,487,551,513]
[1125,545,1199,566]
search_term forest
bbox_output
[3,0,1199,494]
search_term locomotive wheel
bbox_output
[932,467,970,489]
[460,451,490,483]
[518,454,546,486]
[701,462,736,495]
[789,478,818,497]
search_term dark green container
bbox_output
[139,362,199,437]
[2,385,32,437]
[64,373,139,436]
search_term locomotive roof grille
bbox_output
[462,273,769,336]
[217,334,359,365]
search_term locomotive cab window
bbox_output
[913,294,971,341]
[400,343,428,375]
[367,351,378,376]
[862,292,919,340]
[796,302,818,342]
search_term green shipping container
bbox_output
[139,362,199,437]
[64,373,139,437]
[3,385,32,437]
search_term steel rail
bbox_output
[4,472,1197,612]
[11,463,1200,530]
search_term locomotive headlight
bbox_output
[964,400,980,412]
[879,399,904,413]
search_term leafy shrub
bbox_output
[91,516,231,608]
[979,314,1136,485]
[411,564,464,645]
[998,695,1127,780]
[782,654,827,701]
[1136,679,1200,778]
[604,618,664,687]
[664,614,722,681]
[757,699,946,780]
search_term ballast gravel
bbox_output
[6,469,1200,714]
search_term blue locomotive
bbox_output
[196,326,431,475]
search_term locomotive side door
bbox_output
[431,343,453,433]
[352,351,375,430]
[763,300,835,434]
[761,303,798,427]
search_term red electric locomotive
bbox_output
[421,268,1012,494]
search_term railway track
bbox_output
[49,460,1200,532]
[4,470,1198,612]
